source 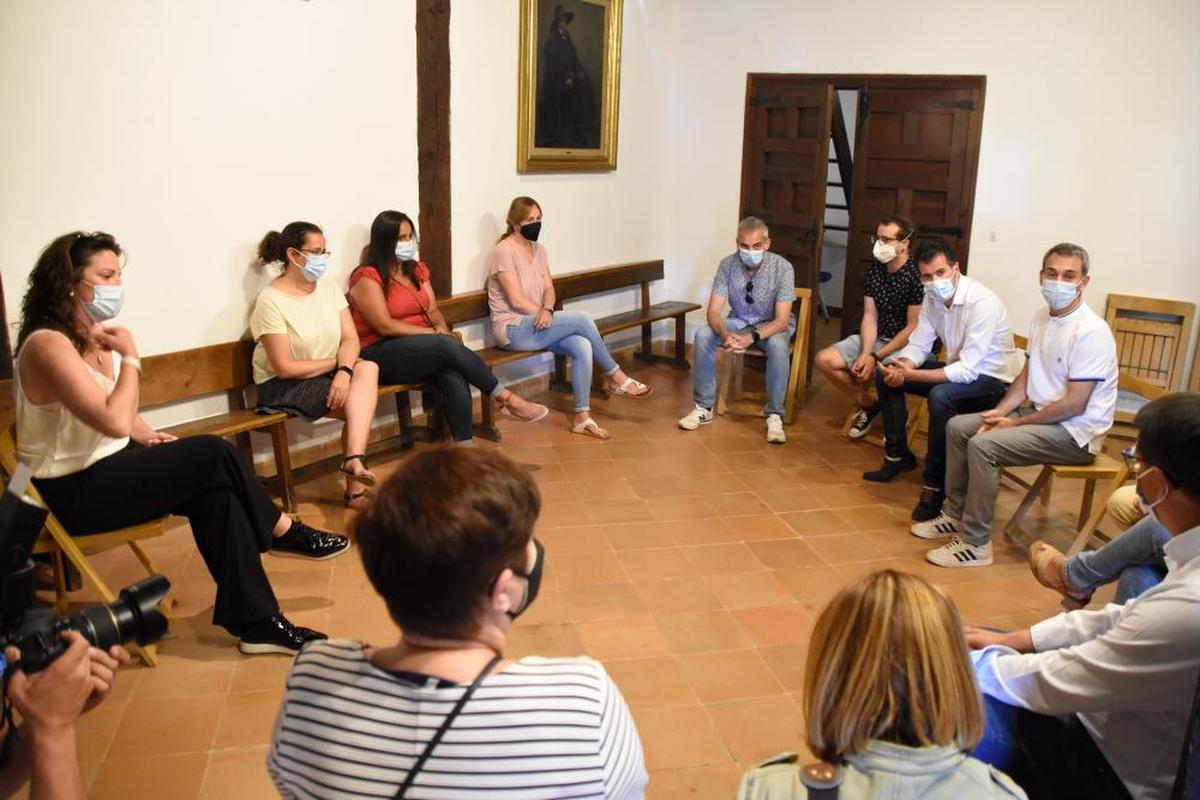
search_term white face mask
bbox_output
[81,282,124,321]
[1136,466,1170,525]
[924,276,956,303]
[1041,279,1081,311]
[873,239,898,263]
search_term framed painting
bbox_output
[517,0,622,172]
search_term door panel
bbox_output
[740,82,835,298]
[840,80,985,336]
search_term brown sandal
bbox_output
[1029,540,1093,609]
[340,455,376,487]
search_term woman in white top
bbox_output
[269,447,648,799]
[251,221,379,508]
[14,231,347,656]
[741,569,1025,799]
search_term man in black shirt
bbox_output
[815,216,925,438]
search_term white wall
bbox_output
[661,0,1200,353]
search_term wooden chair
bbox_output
[1106,293,1195,393]
[717,287,813,424]
[0,427,173,667]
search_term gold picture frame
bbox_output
[518,0,622,173]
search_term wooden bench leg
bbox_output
[1002,465,1053,545]
[268,422,297,513]
[478,396,502,443]
[550,354,571,394]
[423,390,449,442]
[633,315,692,368]
[394,391,416,449]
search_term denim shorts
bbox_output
[832,334,889,365]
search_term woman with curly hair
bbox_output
[14,231,347,656]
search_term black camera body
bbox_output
[0,463,170,675]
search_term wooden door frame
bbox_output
[742,71,987,281]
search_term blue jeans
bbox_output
[1066,514,1170,603]
[974,694,1131,799]
[875,358,1009,489]
[693,325,790,416]
[504,311,618,412]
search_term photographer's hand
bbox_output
[83,644,131,714]
[5,632,93,800]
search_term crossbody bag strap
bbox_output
[396,280,437,329]
[394,654,502,800]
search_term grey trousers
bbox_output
[945,409,1094,547]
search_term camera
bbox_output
[0,463,170,675]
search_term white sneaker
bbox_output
[910,513,963,539]
[678,405,714,431]
[926,536,993,568]
[765,414,786,444]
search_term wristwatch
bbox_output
[751,330,762,344]
[335,365,354,379]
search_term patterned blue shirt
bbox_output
[712,251,796,332]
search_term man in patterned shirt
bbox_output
[815,215,925,439]
[679,216,796,443]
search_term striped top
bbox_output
[268,639,648,799]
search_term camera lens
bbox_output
[66,575,170,651]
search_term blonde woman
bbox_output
[795,570,1025,798]
[486,196,651,440]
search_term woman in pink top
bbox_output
[487,196,651,440]
[348,210,547,445]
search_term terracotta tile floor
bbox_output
[14,320,1118,799]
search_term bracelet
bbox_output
[543,307,554,314]
[121,355,142,373]
[336,365,354,379]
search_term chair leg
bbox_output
[128,542,176,612]
[1002,466,1053,544]
[52,549,69,615]
[1078,479,1097,530]
[1068,468,1129,556]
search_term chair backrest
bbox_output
[1105,294,1196,392]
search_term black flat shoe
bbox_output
[238,613,326,656]
[270,521,350,561]
[862,451,917,483]
[911,486,947,522]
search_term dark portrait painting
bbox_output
[518,0,621,172]
[534,1,604,149]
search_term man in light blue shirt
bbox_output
[679,217,796,443]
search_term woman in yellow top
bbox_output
[251,221,379,508]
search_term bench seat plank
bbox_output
[162,409,288,439]
[596,301,701,334]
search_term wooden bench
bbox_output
[438,259,699,438]
[142,341,430,508]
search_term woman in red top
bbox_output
[349,211,548,444]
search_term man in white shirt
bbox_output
[916,243,1118,568]
[968,392,1200,799]
[864,241,1023,524]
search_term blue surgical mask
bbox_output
[1041,279,1080,311]
[395,241,417,262]
[739,248,764,268]
[81,282,124,322]
[300,253,328,282]
[924,277,956,302]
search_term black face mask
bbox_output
[505,539,544,619]
[520,221,542,242]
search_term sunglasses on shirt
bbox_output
[744,280,754,306]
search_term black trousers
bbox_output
[34,436,280,636]
[361,335,501,442]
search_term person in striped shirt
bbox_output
[268,447,648,799]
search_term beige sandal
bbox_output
[570,417,610,440]
[500,399,550,423]
[610,377,652,397]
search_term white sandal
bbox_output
[570,417,611,440]
[610,376,652,397]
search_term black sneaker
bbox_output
[270,521,350,561]
[238,613,326,656]
[911,486,946,522]
[847,405,881,439]
[862,451,917,483]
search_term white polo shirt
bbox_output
[1025,302,1119,453]
[889,274,1024,385]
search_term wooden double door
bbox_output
[740,74,987,344]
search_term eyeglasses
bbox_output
[298,248,331,257]
[744,280,754,306]
[1122,446,1143,475]
[869,233,912,246]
